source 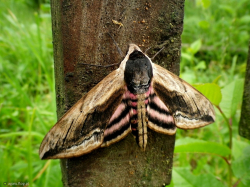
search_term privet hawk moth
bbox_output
[39,44,215,159]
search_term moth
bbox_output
[39,44,215,159]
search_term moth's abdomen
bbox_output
[127,90,150,150]
[135,94,148,150]
[102,87,150,149]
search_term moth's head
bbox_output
[123,44,153,94]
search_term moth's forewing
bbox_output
[152,63,215,129]
[39,70,126,159]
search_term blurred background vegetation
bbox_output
[0,0,249,186]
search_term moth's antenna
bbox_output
[79,63,120,68]
[151,46,165,60]
[148,40,170,59]
[144,47,151,54]
[107,32,124,58]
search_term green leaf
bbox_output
[10,161,28,171]
[202,0,211,9]
[196,0,211,9]
[0,131,44,139]
[181,52,193,62]
[195,61,206,70]
[220,79,244,118]
[175,137,231,157]
[189,39,202,55]
[198,20,210,29]
[218,5,234,15]
[173,167,225,187]
[232,138,250,159]
[172,168,193,187]
[180,68,197,84]
[229,55,237,82]
[194,83,222,106]
[212,75,222,84]
[232,146,250,185]
[239,15,250,24]
[46,161,62,187]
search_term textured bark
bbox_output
[239,41,250,139]
[51,0,185,186]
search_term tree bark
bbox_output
[239,41,250,139]
[51,0,185,186]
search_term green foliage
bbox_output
[175,137,231,157]
[173,167,225,187]
[173,77,248,187]
[173,0,250,186]
[232,139,250,185]
[0,0,249,186]
[0,0,60,186]
[194,83,222,106]
[182,0,250,65]
[220,79,244,118]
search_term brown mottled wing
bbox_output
[39,69,126,159]
[152,63,215,129]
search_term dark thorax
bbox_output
[124,50,153,94]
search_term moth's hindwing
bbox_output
[152,63,215,129]
[147,89,177,135]
[101,98,132,147]
[39,69,126,159]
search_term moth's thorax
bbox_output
[124,50,153,94]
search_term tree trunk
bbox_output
[239,41,250,139]
[50,0,185,186]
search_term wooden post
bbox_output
[50,0,185,186]
[239,41,250,139]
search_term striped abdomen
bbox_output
[130,93,149,150]
[102,86,176,149]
